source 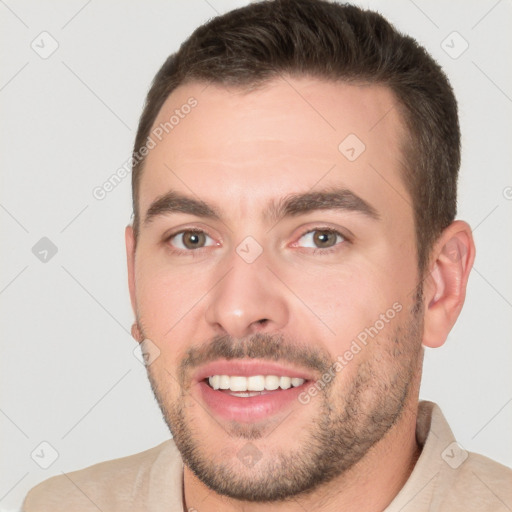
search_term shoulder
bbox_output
[427,402,512,510]
[23,440,182,512]
[444,451,512,511]
[390,402,512,512]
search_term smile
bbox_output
[193,360,315,423]
[206,374,306,395]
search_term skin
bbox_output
[126,78,475,511]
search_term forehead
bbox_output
[139,77,411,223]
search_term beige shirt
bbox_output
[23,401,511,511]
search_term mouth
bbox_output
[192,360,315,423]
[203,374,306,396]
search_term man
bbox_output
[24,0,511,511]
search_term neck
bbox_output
[183,398,422,512]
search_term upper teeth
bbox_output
[208,375,305,391]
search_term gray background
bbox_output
[1,0,511,510]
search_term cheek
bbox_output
[147,361,183,404]
[288,261,409,357]
[290,267,384,331]
[134,256,211,336]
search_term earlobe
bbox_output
[125,225,137,316]
[422,221,476,349]
[131,322,143,343]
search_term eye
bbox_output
[168,230,216,251]
[296,228,345,250]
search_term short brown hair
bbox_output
[132,0,460,272]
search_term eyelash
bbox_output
[296,228,347,255]
[164,227,349,256]
[164,228,215,258]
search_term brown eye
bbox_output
[313,230,338,248]
[297,229,345,250]
[182,232,206,249]
[170,231,213,250]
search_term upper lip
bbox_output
[193,359,317,384]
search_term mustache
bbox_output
[178,332,333,385]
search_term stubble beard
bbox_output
[144,296,423,503]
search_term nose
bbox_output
[204,249,290,339]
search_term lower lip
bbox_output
[198,380,308,423]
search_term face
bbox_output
[127,78,424,501]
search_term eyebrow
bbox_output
[144,190,220,225]
[143,187,379,226]
[265,187,380,224]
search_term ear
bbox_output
[125,225,137,316]
[422,220,476,348]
